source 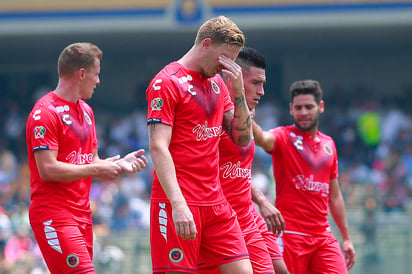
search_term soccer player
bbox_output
[253,80,356,274]
[146,16,253,274]
[199,47,288,274]
[26,42,148,274]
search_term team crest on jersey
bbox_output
[211,80,220,94]
[84,113,92,125]
[66,253,80,268]
[323,144,333,156]
[151,98,164,111]
[169,248,184,263]
[34,126,46,139]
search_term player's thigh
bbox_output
[200,201,249,267]
[282,234,312,274]
[31,221,94,274]
[151,202,201,273]
[245,230,275,274]
[218,259,252,274]
[309,236,347,274]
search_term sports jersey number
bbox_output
[33,110,41,120]
[187,85,196,95]
[294,139,303,151]
[62,114,72,125]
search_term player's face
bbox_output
[203,42,240,78]
[290,94,324,132]
[79,58,101,100]
[243,66,266,110]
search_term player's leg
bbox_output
[199,200,252,274]
[219,259,252,274]
[151,202,201,274]
[31,220,95,274]
[282,233,314,274]
[308,233,347,274]
[254,210,289,274]
[244,228,275,274]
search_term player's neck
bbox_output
[54,79,80,103]
[178,47,204,74]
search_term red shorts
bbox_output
[199,205,274,274]
[282,230,347,274]
[151,200,249,274]
[31,219,95,274]
[252,208,283,260]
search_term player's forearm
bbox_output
[38,161,109,182]
[330,196,352,241]
[230,94,251,147]
[150,146,186,206]
[251,184,267,206]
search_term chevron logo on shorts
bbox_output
[159,203,168,241]
[43,220,62,253]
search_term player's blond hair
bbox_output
[195,15,245,47]
[58,42,103,77]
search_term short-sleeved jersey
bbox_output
[146,62,233,205]
[219,130,254,218]
[269,125,338,235]
[26,92,98,224]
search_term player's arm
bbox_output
[220,55,251,147]
[252,120,275,153]
[34,149,122,182]
[148,123,197,240]
[251,184,285,235]
[329,178,356,270]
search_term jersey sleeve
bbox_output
[330,139,339,179]
[268,127,283,155]
[146,74,179,127]
[27,106,60,152]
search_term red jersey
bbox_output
[219,131,254,218]
[146,62,233,206]
[269,125,338,235]
[26,92,98,224]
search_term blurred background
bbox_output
[0,0,411,273]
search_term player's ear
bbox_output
[319,100,325,114]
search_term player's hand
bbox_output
[172,203,198,241]
[258,200,285,235]
[95,160,123,180]
[219,55,244,97]
[115,149,148,173]
[342,239,356,270]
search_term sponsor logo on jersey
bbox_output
[34,126,46,139]
[211,80,220,94]
[220,161,251,182]
[151,98,164,111]
[66,253,80,268]
[66,148,93,165]
[84,112,92,125]
[192,121,222,141]
[169,248,184,263]
[323,144,333,156]
[293,174,329,197]
[159,203,168,241]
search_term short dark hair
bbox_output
[235,47,266,70]
[289,80,323,104]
